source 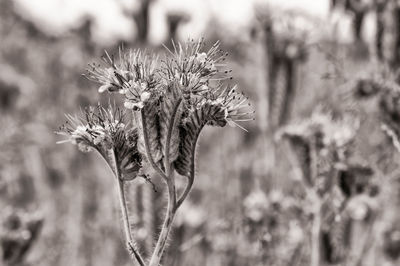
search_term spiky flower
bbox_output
[85,49,159,111]
[160,39,231,103]
[204,85,255,130]
[56,104,142,179]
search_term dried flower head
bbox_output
[56,104,142,179]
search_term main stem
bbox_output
[149,173,176,266]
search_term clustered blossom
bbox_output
[59,39,255,181]
[85,49,159,111]
[85,39,254,131]
[57,39,254,266]
[57,104,142,179]
[160,39,230,91]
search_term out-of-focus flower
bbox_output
[243,189,269,223]
[346,194,378,221]
[278,110,359,191]
[383,226,400,261]
[0,207,43,265]
[174,200,206,228]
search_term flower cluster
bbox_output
[85,49,159,110]
[159,39,230,98]
[79,40,254,176]
[57,104,142,179]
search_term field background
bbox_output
[1,0,400,266]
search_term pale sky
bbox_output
[13,0,357,45]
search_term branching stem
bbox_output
[148,170,177,266]
[148,98,183,266]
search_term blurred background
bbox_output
[2,0,400,265]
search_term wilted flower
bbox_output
[56,104,142,179]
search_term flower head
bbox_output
[160,39,230,100]
[85,49,159,110]
[205,85,255,131]
[56,104,142,179]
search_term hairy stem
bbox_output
[110,150,145,266]
[117,179,145,266]
[140,109,167,180]
[147,99,183,265]
[149,171,177,266]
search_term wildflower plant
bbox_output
[57,39,254,266]
[277,110,376,266]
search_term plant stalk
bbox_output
[117,179,145,266]
[110,149,145,266]
[148,172,177,266]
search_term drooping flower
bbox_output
[205,85,255,131]
[56,104,142,179]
